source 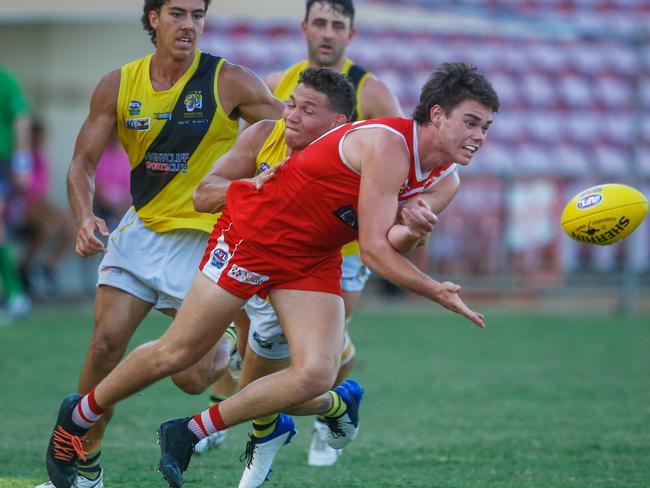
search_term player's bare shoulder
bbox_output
[217,60,276,117]
[359,76,403,118]
[91,69,121,112]
[218,59,257,84]
[264,71,284,94]
[239,119,279,153]
[343,126,409,174]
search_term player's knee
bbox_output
[213,338,232,370]
[86,332,128,369]
[171,370,208,395]
[292,364,337,400]
[158,340,206,377]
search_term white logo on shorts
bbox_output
[227,265,269,286]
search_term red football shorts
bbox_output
[199,219,342,300]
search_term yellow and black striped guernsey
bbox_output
[273,58,372,255]
[116,51,238,233]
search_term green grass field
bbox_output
[1,303,649,487]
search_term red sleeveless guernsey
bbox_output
[224,117,455,258]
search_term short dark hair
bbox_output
[412,62,500,125]
[298,67,357,121]
[141,0,212,45]
[305,0,355,27]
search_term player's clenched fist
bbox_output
[75,215,109,257]
[397,197,438,240]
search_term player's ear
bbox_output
[300,20,308,38]
[334,113,348,125]
[429,105,444,127]
[149,9,160,30]
[348,25,357,42]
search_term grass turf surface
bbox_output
[0,304,649,487]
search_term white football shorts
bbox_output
[97,206,209,311]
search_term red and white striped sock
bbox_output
[187,403,228,440]
[71,389,106,429]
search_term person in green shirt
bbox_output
[0,66,32,322]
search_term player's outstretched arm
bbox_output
[355,131,485,328]
[219,63,285,125]
[193,120,275,213]
[67,70,119,257]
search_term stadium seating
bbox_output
[200,10,649,275]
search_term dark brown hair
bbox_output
[299,67,357,121]
[413,62,500,124]
[141,0,212,45]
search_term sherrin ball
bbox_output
[561,184,648,246]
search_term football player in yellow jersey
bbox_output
[38,1,283,487]
[262,0,405,466]
[266,0,402,121]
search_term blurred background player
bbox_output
[13,119,75,299]
[93,131,131,231]
[0,65,32,322]
[35,0,283,486]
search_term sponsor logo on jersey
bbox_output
[210,248,229,269]
[128,100,142,115]
[334,205,358,229]
[143,152,189,175]
[227,265,269,286]
[125,117,150,131]
[177,118,209,129]
[577,193,603,210]
[154,112,172,120]
[256,162,271,175]
[184,91,203,112]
